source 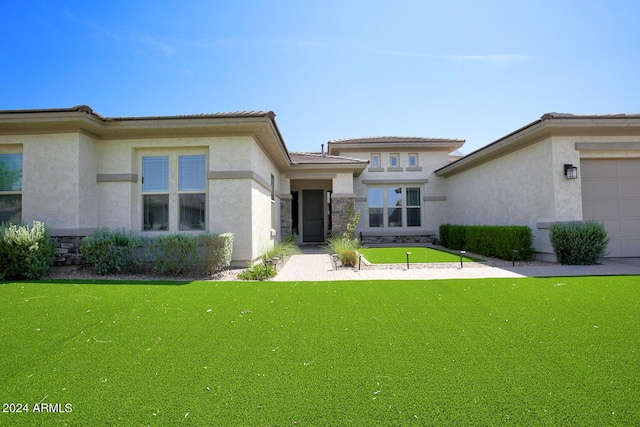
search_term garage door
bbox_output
[581,159,640,257]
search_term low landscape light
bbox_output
[459,250,466,268]
[406,252,412,270]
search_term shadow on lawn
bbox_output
[33,279,194,286]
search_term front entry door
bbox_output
[303,190,324,242]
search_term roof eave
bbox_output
[435,115,640,177]
[288,162,368,177]
[328,140,464,154]
[0,107,291,169]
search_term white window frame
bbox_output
[0,152,23,224]
[390,153,400,168]
[408,153,418,167]
[370,153,381,168]
[366,185,422,229]
[139,150,207,233]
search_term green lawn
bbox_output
[1,277,638,426]
[358,246,479,263]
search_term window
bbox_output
[371,153,381,168]
[367,185,421,228]
[408,153,418,167]
[142,156,169,231]
[270,174,275,201]
[178,155,206,231]
[142,154,206,232]
[390,153,399,168]
[387,187,402,227]
[406,187,421,227]
[368,187,383,227]
[0,153,23,223]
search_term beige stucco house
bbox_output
[1,106,639,265]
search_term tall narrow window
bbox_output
[371,153,381,168]
[178,155,206,231]
[408,153,418,167]
[406,187,421,227]
[390,153,399,168]
[0,153,22,223]
[142,156,169,231]
[387,187,403,227]
[368,187,383,227]
[270,174,275,201]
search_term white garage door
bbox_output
[581,159,640,257]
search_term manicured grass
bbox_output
[358,246,479,263]
[1,277,639,426]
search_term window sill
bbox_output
[406,166,422,171]
[367,167,384,172]
[386,167,404,172]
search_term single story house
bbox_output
[0,106,638,265]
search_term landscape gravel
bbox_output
[45,250,556,282]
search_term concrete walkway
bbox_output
[272,248,640,282]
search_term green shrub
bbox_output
[237,263,276,280]
[327,235,360,267]
[549,221,609,265]
[439,224,467,251]
[262,237,301,262]
[203,233,234,274]
[152,234,200,275]
[80,228,143,275]
[0,221,56,280]
[439,224,534,261]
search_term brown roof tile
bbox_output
[290,152,368,165]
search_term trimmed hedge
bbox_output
[80,229,234,276]
[549,221,609,265]
[439,224,535,261]
[0,221,56,280]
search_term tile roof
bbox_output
[0,105,276,121]
[329,136,464,144]
[290,152,368,165]
[541,112,640,120]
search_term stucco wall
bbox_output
[341,149,451,237]
[78,134,98,230]
[19,133,83,231]
[443,137,581,257]
[250,139,280,257]
[31,133,280,265]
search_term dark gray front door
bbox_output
[303,190,324,242]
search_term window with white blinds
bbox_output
[141,154,206,232]
[179,155,205,191]
[142,156,169,192]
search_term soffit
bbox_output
[0,107,292,169]
[435,114,640,177]
[328,136,465,155]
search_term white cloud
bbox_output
[443,54,533,63]
[137,35,175,57]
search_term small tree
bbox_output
[343,202,361,240]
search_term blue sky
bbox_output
[2,0,639,154]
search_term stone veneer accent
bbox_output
[280,197,292,238]
[54,236,85,266]
[330,196,355,236]
[360,234,435,245]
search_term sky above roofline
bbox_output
[2,1,639,155]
